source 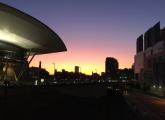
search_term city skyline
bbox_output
[1,0,165,75]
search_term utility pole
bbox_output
[52,63,55,75]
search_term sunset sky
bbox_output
[0,0,165,75]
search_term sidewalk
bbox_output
[124,91,165,120]
[129,88,165,99]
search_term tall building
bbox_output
[75,66,80,73]
[135,22,165,86]
[136,34,143,53]
[105,57,119,80]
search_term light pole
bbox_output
[52,63,55,75]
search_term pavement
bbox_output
[125,91,165,120]
[0,85,141,120]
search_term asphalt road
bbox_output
[0,85,140,120]
[125,92,165,120]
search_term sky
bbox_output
[0,0,165,75]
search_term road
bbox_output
[0,85,140,120]
[125,91,165,120]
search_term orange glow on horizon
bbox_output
[30,62,132,75]
[29,35,135,75]
[29,49,134,75]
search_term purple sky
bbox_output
[0,0,165,74]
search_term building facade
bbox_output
[105,57,119,80]
[75,66,80,73]
[135,22,165,86]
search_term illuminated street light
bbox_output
[107,86,111,89]
[41,78,44,83]
[35,80,38,86]
[153,85,156,88]
[159,85,162,89]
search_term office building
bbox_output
[135,22,165,86]
[75,66,80,73]
[105,57,119,80]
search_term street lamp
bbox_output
[159,85,162,89]
[52,63,55,75]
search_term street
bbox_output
[0,85,140,120]
[125,91,165,120]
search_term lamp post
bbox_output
[52,63,55,75]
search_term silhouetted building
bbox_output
[62,69,66,73]
[29,67,49,85]
[144,22,160,50]
[75,66,80,73]
[144,28,152,50]
[135,22,165,86]
[136,34,143,53]
[54,69,92,84]
[161,28,165,40]
[105,57,119,80]
[101,72,105,77]
[118,68,134,80]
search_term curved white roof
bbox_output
[0,3,67,55]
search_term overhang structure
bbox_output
[0,2,67,57]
